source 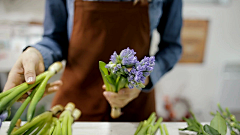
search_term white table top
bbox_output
[0,122,231,135]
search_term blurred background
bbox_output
[0,0,239,122]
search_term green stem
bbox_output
[38,116,52,135]
[67,113,73,135]
[152,117,163,134]
[22,120,44,135]
[8,85,39,135]
[61,112,69,135]
[11,111,51,135]
[217,103,224,113]
[115,75,121,92]
[0,72,48,112]
[159,124,164,135]
[163,124,169,135]
[190,110,201,128]
[27,71,54,121]
[147,125,152,135]
[48,122,55,135]
[210,112,216,116]
[136,124,150,135]
[134,122,143,135]
[55,117,62,135]
[225,108,231,117]
[147,112,156,125]
[0,85,22,100]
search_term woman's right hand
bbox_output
[3,47,45,92]
[3,47,63,101]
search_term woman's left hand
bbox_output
[102,76,149,108]
[102,86,141,108]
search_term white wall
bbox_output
[152,0,240,121]
[0,1,44,22]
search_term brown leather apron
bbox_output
[52,0,156,122]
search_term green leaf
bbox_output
[181,117,201,132]
[210,112,227,135]
[99,61,110,90]
[114,76,127,93]
[99,61,108,75]
[105,75,115,85]
[105,75,116,92]
[190,110,202,128]
[203,125,220,135]
[117,77,127,91]
[183,117,197,127]
[179,125,200,132]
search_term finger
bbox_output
[116,88,132,99]
[103,91,126,108]
[118,88,129,95]
[104,89,129,100]
[102,85,106,90]
[3,66,24,92]
[45,86,60,95]
[104,97,125,108]
[22,59,37,84]
[103,91,118,99]
[46,80,63,89]
[45,80,62,94]
[118,88,141,101]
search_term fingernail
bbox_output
[27,77,33,83]
[53,86,59,90]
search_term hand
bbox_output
[102,77,149,108]
[3,47,44,92]
[103,86,141,108]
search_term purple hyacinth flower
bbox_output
[147,67,153,72]
[149,56,155,62]
[136,65,143,71]
[110,51,118,63]
[143,72,150,77]
[117,64,121,69]
[124,68,129,74]
[128,83,134,89]
[120,47,136,58]
[130,68,137,74]
[140,76,146,83]
[120,48,138,66]
[105,64,110,69]
[0,111,8,128]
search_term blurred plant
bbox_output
[210,104,240,135]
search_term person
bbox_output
[3,0,182,121]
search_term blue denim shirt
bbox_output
[31,0,182,91]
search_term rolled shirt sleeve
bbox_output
[142,0,183,92]
[25,0,69,70]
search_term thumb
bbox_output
[23,62,36,84]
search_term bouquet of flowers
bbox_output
[99,47,155,118]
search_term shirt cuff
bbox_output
[23,45,54,71]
